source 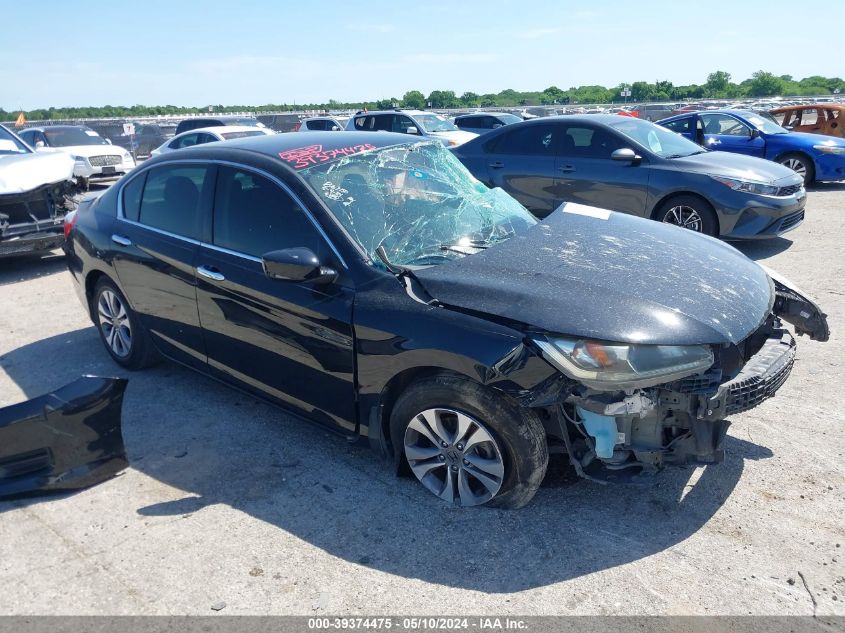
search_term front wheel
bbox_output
[778,153,815,185]
[390,375,548,509]
[655,195,718,236]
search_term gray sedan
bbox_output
[452,115,806,238]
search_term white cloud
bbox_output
[401,53,500,64]
[346,22,396,33]
[516,27,560,39]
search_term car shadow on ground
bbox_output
[731,237,793,261]
[807,182,845,193]
[0,328,773,592]
[0,251,66,287]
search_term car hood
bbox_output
[427,130,478,145]
[0,151,75,195]
[414,203,774,345]
[780,131,845,149]
[50,145,127,158]
[668,151,802,185]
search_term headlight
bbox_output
[122,152,134,162]
[72,155,87,163]
[813,144,845,155]
[533,335,714,391]
[709,175,779,196]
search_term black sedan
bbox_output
[452,115,807,239]
[62,132,828,508]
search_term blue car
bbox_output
[657,109,845,185]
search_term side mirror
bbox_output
[749,129,760,139]
[262,247,337,284]
[492,123,503,128]
[611,148,641,164]
[34,140,46,149]
[331,125,340,131]
[783,125,794,131]
[106,139,112,144]
[406,126,418,135]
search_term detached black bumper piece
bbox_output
[0,230,64,258]
[0,376,128,498]
[702,330,795,421]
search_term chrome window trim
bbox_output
[116,157,348,269]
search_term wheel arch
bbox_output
[650,191,721,235]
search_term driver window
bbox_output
[700,114,749,136]
[800,109,819,126]
[212,166,326,259]
[394,116,417,134]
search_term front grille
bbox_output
[779,210,805,231]
[777,184,803,197]
[0,186,54,225]
[89,155,122,167]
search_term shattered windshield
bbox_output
[299,141,536,268]
[414,114,458,133]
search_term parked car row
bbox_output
[53,130,829,508]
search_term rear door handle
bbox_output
[489,161,504,169]
[111,234,131,247]
[197,266,225,281]
[558,165,576,173]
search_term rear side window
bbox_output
[456,116,480,129]
[212,166,325,258]
[122,173,146,222]
[490,124,558,155]
[138,165,210,239]
[663,118,691,133]
[354,116,370,130]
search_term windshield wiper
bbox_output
[666,150,706,159]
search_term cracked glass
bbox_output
[300,141,537,268]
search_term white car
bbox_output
[346,109,478,147]
[295,116,347,131]
[151,125,275,156]
[18,126,135,188]
[0,124,76,257]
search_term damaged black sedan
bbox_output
[64,132,829,508]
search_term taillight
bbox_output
[64,210,78,240]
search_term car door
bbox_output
[194,164,356,432]
[699,113,765,157]
[483,123,562,217]
[555,123,650,217]
[110,163,213,371]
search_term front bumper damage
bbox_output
[535,278,829,483]
[0,181,76,258]
[0,377,128,498]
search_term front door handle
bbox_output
[111,234,131,247]
[489,161,505,169]
[197,266,225,281]
[558,165,576,173]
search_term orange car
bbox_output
[770,104,844,138]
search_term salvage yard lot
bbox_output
[0,185,843,616]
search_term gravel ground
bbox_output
[0,185,843,616]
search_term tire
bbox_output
[390,375,548,509]
[654,194,718,237]
[91,277,159,369]
[778,153,814,185]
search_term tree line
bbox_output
[3,71,843,122]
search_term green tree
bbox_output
[704,70,732,97]
[747,71,783,96]
[459,91,480,107]
[401,90,426,109]
[426,90,458,108]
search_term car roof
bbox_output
[771,104,845,111]
[353,109,430,117]
[179,125,267,135]
[23,125,94,132]
[187,130,418,165]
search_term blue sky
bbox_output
[2,0,843,109]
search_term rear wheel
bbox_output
[655,195,718,236]
[778,153,814,185]
[92,278,158,369]
[390,375,548,509]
